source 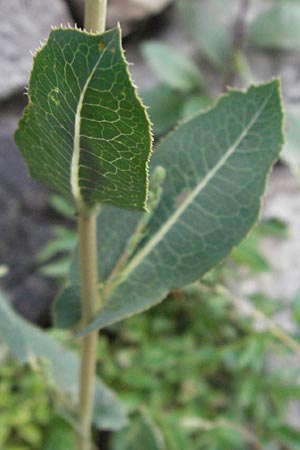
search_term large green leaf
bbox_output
[0,292,127,430]
[249,2,300,50]
[14,27,152,213]
[56,81,283,334]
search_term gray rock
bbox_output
[0,0,72,100]
[0,99,65,325]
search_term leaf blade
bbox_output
[14,27,152,212]
[177,0,232,68]
[141,41,203,92]
[56,81,283,333]
[82,80,283,332]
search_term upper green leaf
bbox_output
[56,80,283,333]
[0,292,126,430]
[14,27,152,213]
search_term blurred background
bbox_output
[1,0,300,449]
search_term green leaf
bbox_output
[55,80,283,330]
[258,217,287,239]
[41,418,75,450]
[141,84,185,136]
[230,229,270,272]
[0,292,127,431]
[112,409,166,450]
[14,27,152,213]
[58,81,283,334]
[49,195,75,219]
[141,41,203,92]
[39,257,73,279]
[177,0,232,68]
[249,2,300,50]
[54,285,81,329]
[38,227,76,262]
[180,95,214,120]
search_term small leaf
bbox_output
[230,229,270,272]
[258,218,287,239]
[180,95,214,120]
[49,195,75,219]
[112,408,166,450]
[249,2,300,50]
[37,228,76,263]
[39,257,73,279]
[72,80,283,334]
[142,41,203,92]
[177,0,232,68]
[14,27,152,213]
[141,84,185,136]
[0,292,127,430]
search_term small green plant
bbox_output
[1,0,285,449]
[105,279,300,450]
[0,352,75,450]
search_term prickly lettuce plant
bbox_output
[6,0,284,449]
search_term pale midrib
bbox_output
[70,51,107,209]
[120,93,271,280]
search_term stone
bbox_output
[0,0,72,100]
[0,98,64,325]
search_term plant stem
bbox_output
[84,0,107,33]
[78,213,101,450]
[78,3,107,449]
[223,0,250,89]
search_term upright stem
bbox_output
[85,0,107,33]
[222,0,250,90]
[78,213,101,450]
[78,3,107,450]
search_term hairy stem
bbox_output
[77,4,107,449]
